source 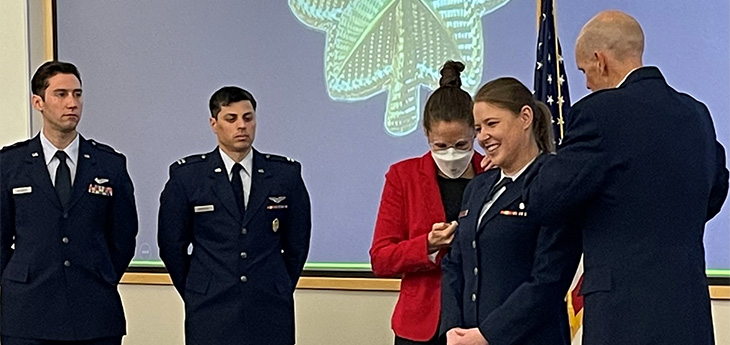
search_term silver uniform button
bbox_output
[64,260,71,267]
[240,252,248,259]
[240,275,248,282]
[473,267,478,276]
[241,228,248,235]
[472,240,476,249]
[62,237,69,244]
[471,293,477,302]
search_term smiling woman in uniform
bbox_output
[440,77,582,345]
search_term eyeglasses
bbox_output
[429,139,473,151]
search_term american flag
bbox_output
[533,1,583,343]
[534,0,571,147]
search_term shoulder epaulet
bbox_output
[88,139,123,155]
[171,153,209,168]
[0,138,32,153]
[263,153,297,164]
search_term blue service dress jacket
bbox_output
[532,67,729,345]
[158,148,311,345]
[441,153,582,345]
[0,135,138,341]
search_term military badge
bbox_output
[12,186,32,195]
[272,218,280,232]
[499,210,527,217]
[194,205,215,213]
[266,205,288,210]
[268,196,286,203]
[88,184,113,197]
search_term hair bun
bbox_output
[439,60,465,88]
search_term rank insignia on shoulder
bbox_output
[89,139,121,154]
[175,154,207,167]
[264,154,297,164]
[1,139,31,152]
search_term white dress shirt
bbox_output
[219,148,253,208]
[40,130,80,186]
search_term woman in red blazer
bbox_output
[370,61,485,345]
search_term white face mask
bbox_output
[431,147,474,179]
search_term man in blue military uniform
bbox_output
[0,61,138,344]
[534,11,728,345]
[158,86,311,345]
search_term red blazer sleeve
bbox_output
[370,164,439,277]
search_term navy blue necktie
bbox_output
[54,150,72,208]
[487,177,513,201]
[230,163,245,219]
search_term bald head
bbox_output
[575,11,644,91]
[576,11,644,64]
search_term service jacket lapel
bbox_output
[243,150,272,226]
[209,149,243,222]
[66,137,96,211]
[476,154,549,232]
[25,135,63,211]
[477,177,525,232]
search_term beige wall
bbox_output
[0,0,31,146]
[1,3,728,345]
[118,284,400,345]
[116,284,729,345]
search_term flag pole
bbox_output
[552,0,565,139]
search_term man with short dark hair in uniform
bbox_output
[0,60,138,345]
[158,86,311,345]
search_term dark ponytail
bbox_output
[533,101,555,153]
[423,61,473,132]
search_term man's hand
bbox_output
[446,327,489,345]
[427,221,458,253]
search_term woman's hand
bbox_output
[480,154,497,170]
[427,221,458,253]
[447,327,489,345]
